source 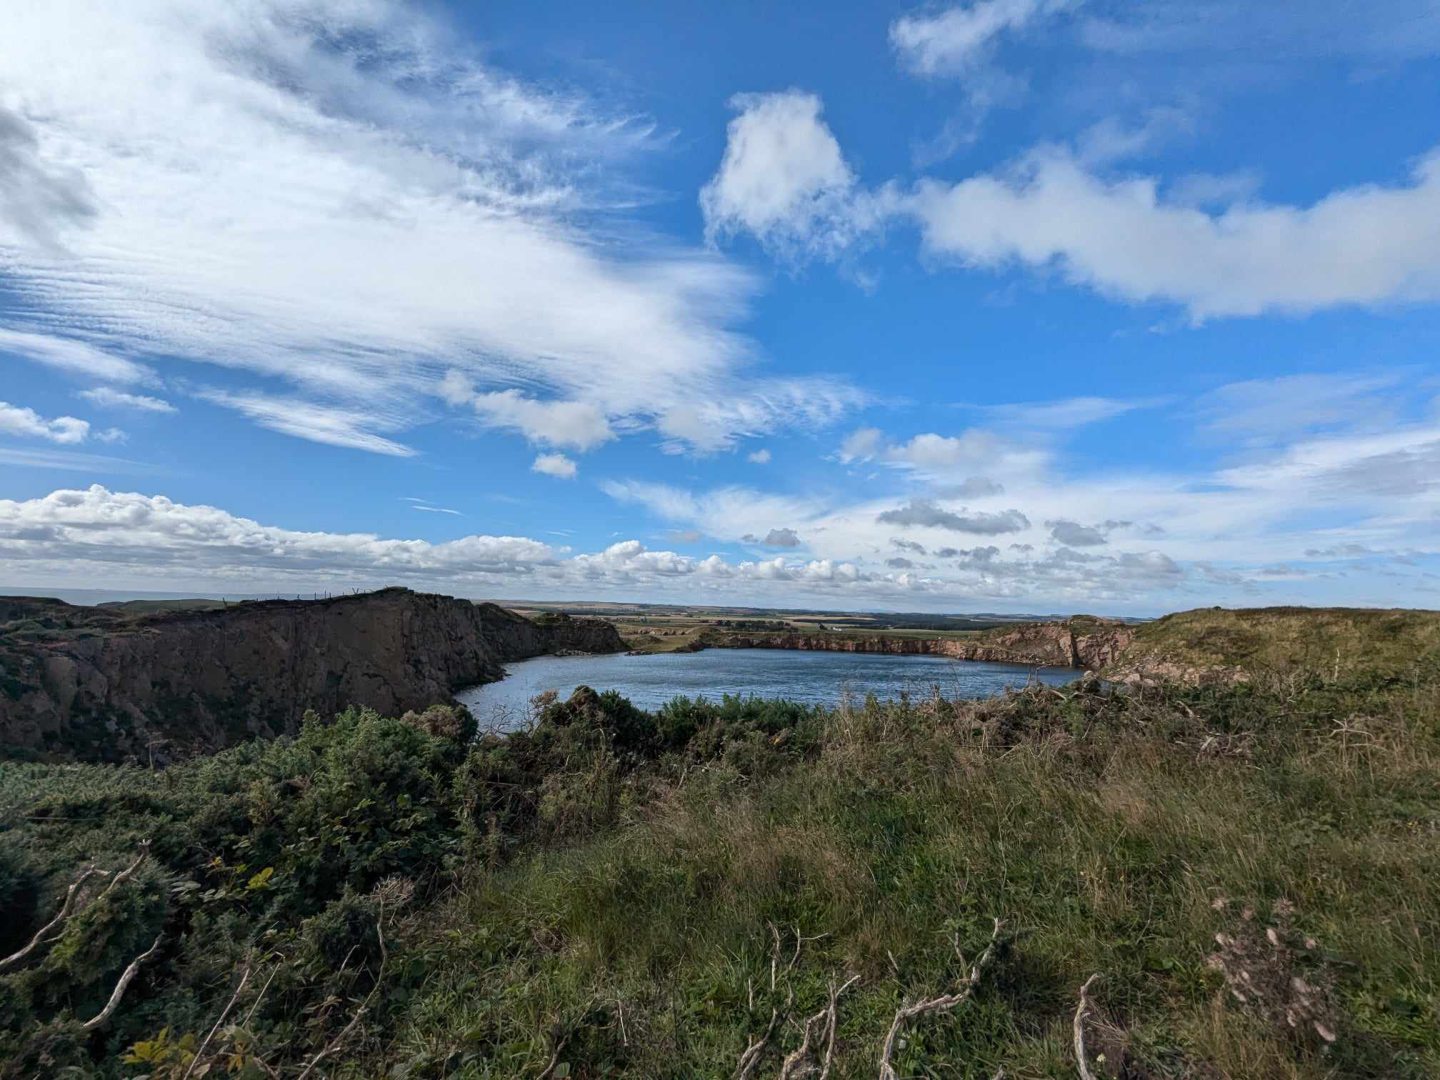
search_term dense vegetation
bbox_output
[2,648,1439,1076]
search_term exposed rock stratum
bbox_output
[0,588,624,762]
[700,617,1136,671]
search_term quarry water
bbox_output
[456,647,1077,731]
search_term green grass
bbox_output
[2,662,1439,1076]
[1112,606,1440,682]
[387,675,1440,1078]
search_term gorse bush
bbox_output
[1,670,1438,1077]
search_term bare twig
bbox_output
[536,1031,571,1080]
[183,963,252,1080]
[94,842,151,904]
[7,844,155,976]
[232,959,284,1080]
[779,1010,823,1080]
[1073,974,1101,1080]
[296,915,389,1080]
[0,866,105,972]
[81,933,164,1031]
[241,956,284,1029]
[817,975,860,1080]
[878,918,1003,1080]
[736,1007,781,1080]
[778,974,860,1080]
[737,924,803,1079]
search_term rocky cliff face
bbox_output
[704,617,1136,671]
[0,588,624,762]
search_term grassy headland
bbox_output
[0,608,1438,1077]
[1109,607,1440,683]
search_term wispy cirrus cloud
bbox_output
[0,447,152,474]
[891,0,1079,76]
[78,387,177,414]
[1079,0,1440,62]
[0,328,151,384]
[1193,372,1413,446]
[198,391,416,458]
[403,498,463,517]
[0,1,859,458]
[978,395,1163,430]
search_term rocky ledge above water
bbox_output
[696,616,1137,671]
[0,588,624,763]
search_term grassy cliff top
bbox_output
[1109,605,1440,682]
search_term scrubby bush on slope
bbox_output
[1,668,1438,1077]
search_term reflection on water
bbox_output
[456,647,1076,732]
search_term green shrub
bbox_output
[1,666,1437,1077]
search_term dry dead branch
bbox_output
[183,963,252,1080]
[778,974,860,1080]
[1073,973,1101,1080]
[81,933,164,1032]
[94,842,151,903]
[535,1031,572,1080]
[736,924,808,1079]
[878,918,1003,1080]
[242,956,284,1029]
[296,915,389,1080]
[0,865,105,973]
[736,1007,783,1080]
[5,843,154,976]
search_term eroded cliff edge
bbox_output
[696,616,1136,671]
[0,588,624,762]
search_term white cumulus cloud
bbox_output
[531,452,578,479]
[703,83,1440,319]
[908,146,1440,318]
[474,392,615,452]
[701,90,876,260]
[0,401,91,444]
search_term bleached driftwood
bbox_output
[778,974,860,1080]
[81,933,164,1031]
[1073,973,1101,1080]
[878,918,1003,1080]
[0,866,105,973]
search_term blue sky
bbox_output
[1,0,1438,614]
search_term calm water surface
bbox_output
[457,647,1076,731]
